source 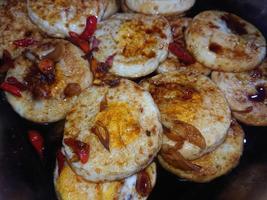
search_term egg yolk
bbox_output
[94,102,140,149]
[151,83,202,123]
[116,20,157,59]
[56,165,122,200]
[56,165,88,200]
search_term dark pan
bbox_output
[0,0,267,199]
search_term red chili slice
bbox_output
[68,32,90,54]
[80,16,98,40]
[13,38,36,47]
[64,138,90,164]
[136,170,152,197]
[0,50,14,73]
[168,42,195,65]
[56,150,65,176]
[0,82,22,97]
[28,130,44,159]
[6,76,27,91]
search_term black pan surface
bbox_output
[0,0,267,199]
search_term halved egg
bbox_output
[212,59,267,126]
[92,13,172,78]
[141,70,231,160]
[5,39,92,123]
[54,160,157,200]
[63,79,162,182]
[185,10,266,72]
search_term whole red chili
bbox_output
[56,150,65,175]
[68,32,91,54]
[80,16,98,40]
[0,82,22,97]
[168,42,195,65]
[28,130,44,159]
[13,38,36,47]
[64,138,90,164]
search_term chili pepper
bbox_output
[68,32,90,54]
[64,138,90,164]
[168,42,195,65]
[13,38,36,47]
[6,76,27,91]
[0,82,22,97]
[136,170,152,197]
[80,15,98,40]
[28,130,44,159]
[56,150,65,175]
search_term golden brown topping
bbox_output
[117,20,162,58]
[93,102,140,149]
[160,144,201,171]
[151,82,198,102]
[149,82,202,123]
[64,83,81,98]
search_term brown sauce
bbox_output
[23,64,55,99]
[209,43,223,54]
[221,14,248,35]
